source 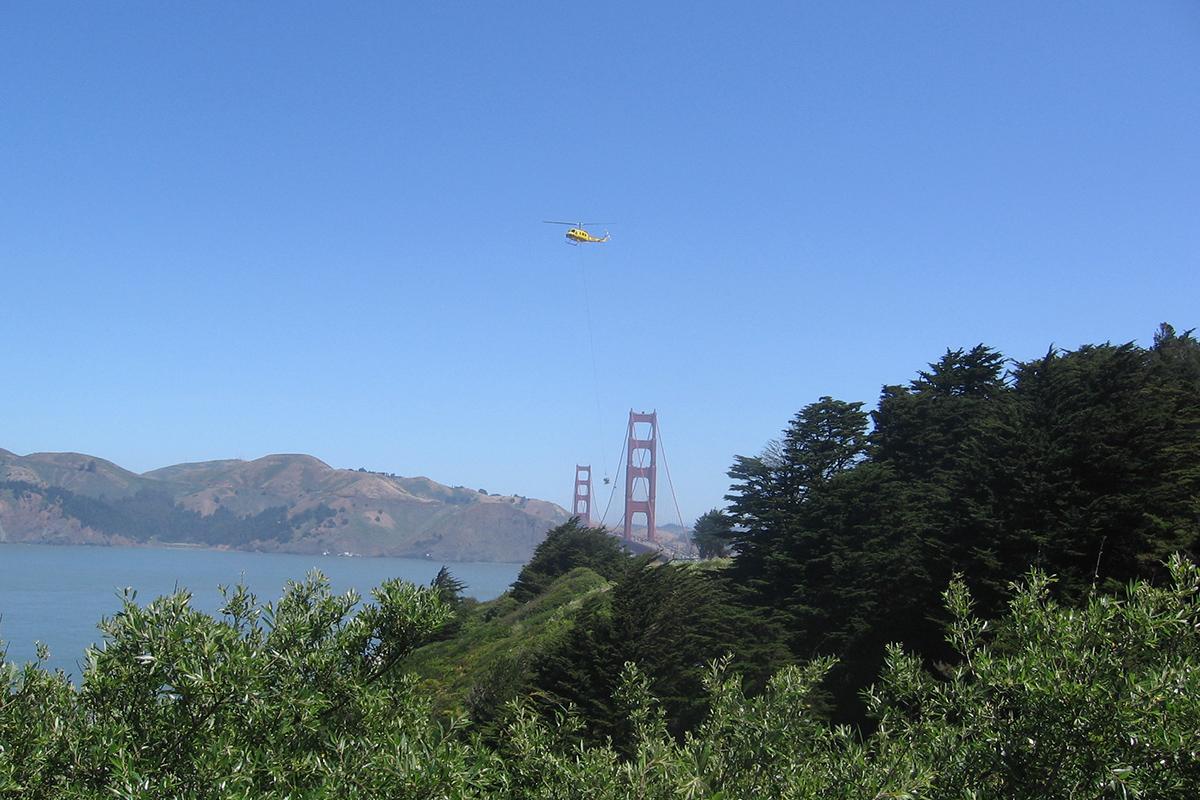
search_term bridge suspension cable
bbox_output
[656,418,689,535]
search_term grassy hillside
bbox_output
[405,567,612,721]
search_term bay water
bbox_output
[0,543,520,677]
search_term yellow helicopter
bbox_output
[543,220,611,245]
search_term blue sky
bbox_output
[2,2,1197,525]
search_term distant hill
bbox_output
[0,450,162,499]
[0,450,569,562]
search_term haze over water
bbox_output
[0,544,519,677]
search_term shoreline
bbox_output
[0,538,528,566]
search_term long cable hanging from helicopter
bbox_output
[544,220,615,493]
[599,428,627,529]
[543,219,689,546]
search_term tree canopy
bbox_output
[725,328,1200,718]
[5,324,1200,795]
[690,508,734,558]
[510,517,631,602]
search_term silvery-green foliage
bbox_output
[1,572,477,798]
[2,559,1198,798]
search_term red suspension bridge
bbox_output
[572,409,693,558]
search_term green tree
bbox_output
[1006,335,1200,597]
[722,332,1200,720]
[531,559,788,745]
[511,517,630,602]
[726,396,868,587]
[691,508,733,558]
[430,565,467,606]
[428,565,469,640]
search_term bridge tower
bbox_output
[572,465,593,525]
[623,410,657,542]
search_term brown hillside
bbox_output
[0,449,570,562]
[0,451,162,499]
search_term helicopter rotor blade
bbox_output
[542,220,579,226]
